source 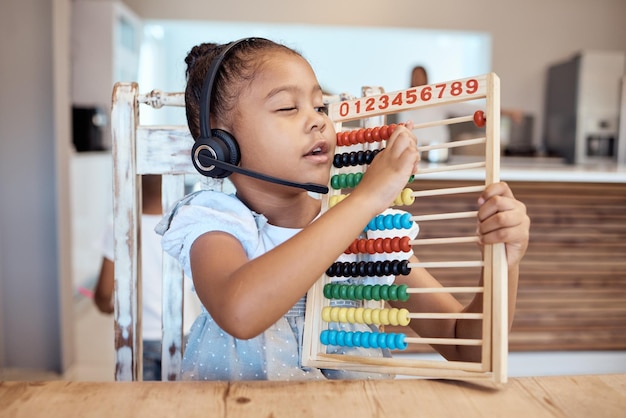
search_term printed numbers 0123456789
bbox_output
[338,78,480,118]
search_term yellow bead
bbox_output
[347,307,356,324]
[398,308,410,326]
[355,307,364,323]
[338,307,348,323]
[402,188,415,205]
[379,308,390,325]
[371,309,381,325]
[389,308,399,326]
[322,306,331,322]
[330,306,341,322]
[363,308,372,324]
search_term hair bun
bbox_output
[185,43,220,75]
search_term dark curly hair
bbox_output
[184,38,302,140]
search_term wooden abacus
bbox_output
[302,73,508,383]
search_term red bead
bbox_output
[356,129,365,144]
[366,239,376,254]
[372,127,381,142]
[391,237,401,252]
[374,238,384,253]
[364,128,373,143]
[473,110,486,128]
[357,239,367,254]
[349,130,358,145]
[400,236,411,252]
[336,132,345,146]
[379,125,389,140]
[383,238,392,253]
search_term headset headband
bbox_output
[198,38,262,139]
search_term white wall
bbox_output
[123,0,626,148]
[0,0,72,372]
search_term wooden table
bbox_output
[1,374,625,417]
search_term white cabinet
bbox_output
[72,0,142,149]
[70,1,141,295]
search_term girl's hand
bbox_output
[477,182,530,267]
[351,122,420,215]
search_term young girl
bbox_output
[159,38,530,381]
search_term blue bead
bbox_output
[401,213,412,229]
[376,216,386,231]
[320,330,329,345]
[362,332,371,348]
[396,333,408,350]
[377,333,387,349]
[345,331,354,347]
[369,333,379,348]
[386,333,397,350]
[337,331,346,346]
[384,215,394,230]
[328,330,337,346]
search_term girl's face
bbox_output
[227,51,336,191]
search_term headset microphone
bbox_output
[191,37,329,195]
[193,144,329,194]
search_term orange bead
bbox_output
[400,236,411,252]
[473,110,486,128]
[374,238,384,253]
[391,237,401,252]
[372,127,381,142]
[356,129,365,144]
[383,238,392,253]
[366,239,376,254]
[364,128,373,143]
[336,132,345,146]
[379,125,389,140]
[349,130,358,145]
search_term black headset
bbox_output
[190,37,329,194]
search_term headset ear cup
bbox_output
[211,128,240,166]
[191,129,241,178]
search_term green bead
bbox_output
[331,175,341,190]
[339,174,347,189]
[323,283,333,299]
[339,285,349,300]
[388,284,398,301]
[363,285,372,300]
[380,285,389,300]
[372,284,381,301]
[331,284,341,299]
[346,173,355,188]
[347,285,356,300]
[355,285,364,300]
[398,284,409,302]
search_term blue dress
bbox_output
[157,191,419,381]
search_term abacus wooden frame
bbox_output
[301,73,508,384]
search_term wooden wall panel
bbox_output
[387,180,626,352]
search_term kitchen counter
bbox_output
[418,156,626,183]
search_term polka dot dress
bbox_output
[159,191,418,381]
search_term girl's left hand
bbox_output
[476,182,530,267]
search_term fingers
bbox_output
[476,182,529,245]
[385,124,420,172]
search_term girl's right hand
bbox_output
[350,122,420,215]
